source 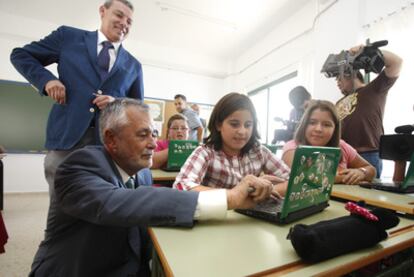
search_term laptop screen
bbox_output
[280,146,341,219]
[167,140,198,169]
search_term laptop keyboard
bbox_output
[254,198,284,214]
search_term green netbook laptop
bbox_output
[236,146,341,224]
[162,140,198,172]
[360,152,414,193]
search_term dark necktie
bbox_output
[125,177,135,189]
[97,41,113,79]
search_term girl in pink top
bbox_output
[282,100,376,185]
[152,114,190,169]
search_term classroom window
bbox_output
[248,72,299,144]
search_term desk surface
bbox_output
[151,169,178,182]
[332,184,414,215]
[149,201,414,277]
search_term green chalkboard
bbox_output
[0,80,54,153]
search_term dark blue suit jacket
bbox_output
[10,26,144,150]
[29,146,198,276]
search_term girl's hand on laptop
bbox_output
[272,181,288,198]
[338,169,365,185]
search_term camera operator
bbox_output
[335,44,403,178]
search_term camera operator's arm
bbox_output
[381,50,402,78]
[349,45,402,78]
[393,160,406,182]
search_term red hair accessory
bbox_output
[345,202,379,221]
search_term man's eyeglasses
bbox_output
[170,127,189,131]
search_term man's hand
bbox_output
[226,175,273,210]
[92,94,115,110]
[349,44,364,56]
[45,80,66,104]
[260,174,286,185]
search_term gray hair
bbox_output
[103,0,134,11]
[99,98,149,143]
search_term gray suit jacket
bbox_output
[30,146,198,276]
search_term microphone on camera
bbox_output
[394,125,414,134]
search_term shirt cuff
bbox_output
[193,189,228,220]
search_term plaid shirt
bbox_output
[173,144,290,190]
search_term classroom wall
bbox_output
[227,0,411,178]
[0,9,227,193]
[1,0,409,192]
[0,11,228,102]
[229,0,410,116]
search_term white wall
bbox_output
[0,10,228,193]
[142,65,225,104]
[228,0,410,178]
[3,154,48,193]
[2,0,410,192]
[228,0,363,101]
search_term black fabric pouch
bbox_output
[287,208,400,263]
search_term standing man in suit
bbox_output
[10,0,143,196]
[29,98,273,276]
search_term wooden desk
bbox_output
[332,184,414,215]
[149,201,414,277]
[151,169,178,187]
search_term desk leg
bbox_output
[151,247,166,277]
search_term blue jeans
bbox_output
[360,151,382,178]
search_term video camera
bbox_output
[321,40,388,78]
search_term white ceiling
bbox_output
[2,0,309,61]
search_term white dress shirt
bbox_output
[115,163,228,221]
[97,31,121,72]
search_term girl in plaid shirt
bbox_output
[173,93,290,197]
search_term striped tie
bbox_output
[125,177,135,189]
[97,41,113,79]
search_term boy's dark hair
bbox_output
[174,94,187,101]
[206,92,260,155]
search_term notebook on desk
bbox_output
[161,140,198,172]
[360,153,414,193]
[236,146,341,224]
